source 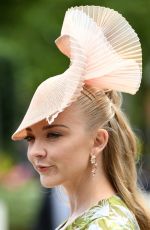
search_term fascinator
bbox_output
[12,5,142,140]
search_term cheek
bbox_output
[49,136,91,173]
[27,146,33,164]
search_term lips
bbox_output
[35,165,54,173]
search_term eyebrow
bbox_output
[26,124,69,132]
[42,124,69,130]
[26,127,32,132]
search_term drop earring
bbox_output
[90,154,97,176]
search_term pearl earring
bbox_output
[90,154,97,176]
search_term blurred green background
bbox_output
[0,0,150,230]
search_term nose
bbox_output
[28,141,47,159]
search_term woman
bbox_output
[12,5,150,230]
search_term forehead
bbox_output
[53,102,84,125]
[28,102,85,131]
[52,103,86,128]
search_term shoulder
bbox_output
[81,195,140,229]
[57,195,140,230]
[84,195,140,230]
[86,215,139,230]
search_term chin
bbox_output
[40,175,64,188]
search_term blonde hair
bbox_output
[76,84,150,230]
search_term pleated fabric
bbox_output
[12,6,142,140]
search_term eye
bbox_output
[24,135,34,142]
[46,132,62,139]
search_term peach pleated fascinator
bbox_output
[12,5,142,140]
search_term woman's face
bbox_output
[26,103,94,188]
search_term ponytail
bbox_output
[77,85,150,230]
[103,92,150,229]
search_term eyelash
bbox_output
[24,136,34,142]
[47,132,62,139]
[24,132,62,142]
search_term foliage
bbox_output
[0,0,149,129]
[0,180,42,230]
[0,1,150,229]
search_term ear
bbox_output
[91,129,109,157]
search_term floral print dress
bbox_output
[56,195,140,229]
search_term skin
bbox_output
[25,103,116,227]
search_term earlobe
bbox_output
[93,129,109,156]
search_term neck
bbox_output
[62,168,116,219]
